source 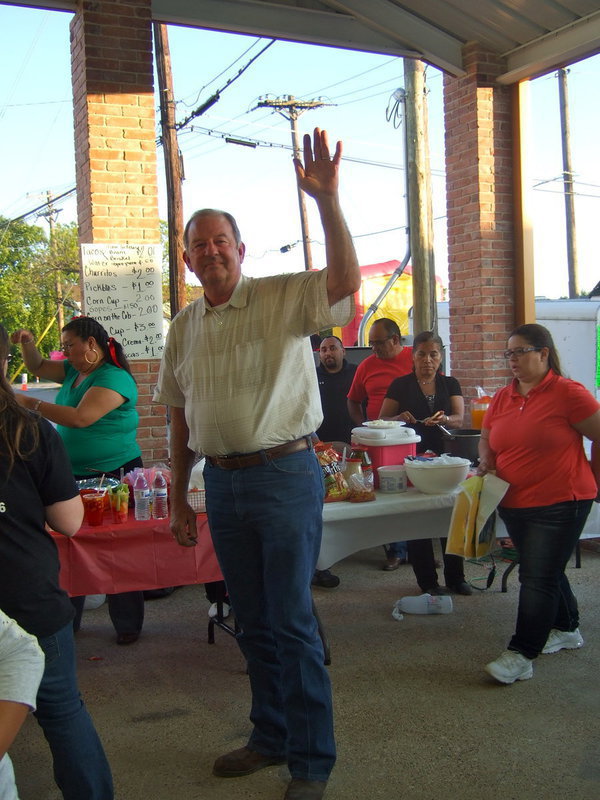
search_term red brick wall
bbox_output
[131,360,169,465]
[70,0,167,465]
[443,44,514,418]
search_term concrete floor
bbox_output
[11,543,600,800]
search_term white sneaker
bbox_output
[542,628,584,654]
[208,602,231,620]
[485,650,533,684]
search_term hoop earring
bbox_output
[84,349,99,365]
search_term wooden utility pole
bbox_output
[154,22,186,316]
[558,68,579,298]
[404,59,436,334]
[39,191,64,331]
[255,96,331,270]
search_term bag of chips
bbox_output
[315,443,349,502]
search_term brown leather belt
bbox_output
[206,436,313,470]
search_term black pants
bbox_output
[71,592,145,635]
[73,457,145,635]
[407,537,465,591]
[499,500,592,658]
[204,580,229,604]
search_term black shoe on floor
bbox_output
[311,569,340,589]
[116,632,139,645]
[447,581,473,596]
[425,586,450,596]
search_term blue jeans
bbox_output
[499,499,593,660]
[35,622,114,800]
[204,449,335,781]
[386,541,408,559]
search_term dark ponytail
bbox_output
[63,317,133,375]
[509,323,562,376]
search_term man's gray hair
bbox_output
[183,209,242,248]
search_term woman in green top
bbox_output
[12,316,144,645]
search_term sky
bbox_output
[0,3,598,298]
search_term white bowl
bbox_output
[404,458,470,494]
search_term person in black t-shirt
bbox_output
[312,336,356,589]
[380,330,472,597]
[316,335,357,445]
[0,323,113,800]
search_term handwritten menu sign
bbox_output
[81,244,164,360]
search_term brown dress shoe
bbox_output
[284,779,327,799]
[383,556,401,571]
[213,746,286,777]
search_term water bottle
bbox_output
[152,470,168,519]
[133,470,151,521]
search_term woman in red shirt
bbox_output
[479,324,600,684]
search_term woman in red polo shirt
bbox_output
[479,324,600,684]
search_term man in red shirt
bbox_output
[347,318,413,425]
[347,317,413,569]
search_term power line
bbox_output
[186,124,405,171]
[4,100,70,108]
[6,187,77,224]
[327,76,401,101]
[173,39,276,133]
[179,38,269,108]
[298,56,399,99]
[182,123,451,177]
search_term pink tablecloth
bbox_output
[52,513,222,596]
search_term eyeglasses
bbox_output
[368,336,393,347]
[502,347,542,360]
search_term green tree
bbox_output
[0,216,81,367]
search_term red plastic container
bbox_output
[350,428,421,488]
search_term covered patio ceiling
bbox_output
[8,0,600,83]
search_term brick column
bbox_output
[443,44,514,419]
[70,0,167,464]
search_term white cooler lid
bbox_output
[351,426,421,446]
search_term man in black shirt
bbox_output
[316,336,357,445]
[313,336,357,589]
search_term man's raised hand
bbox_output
[293,127,342,199]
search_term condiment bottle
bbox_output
[350,446,373,489]
[342,458,363,483]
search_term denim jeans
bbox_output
[386,541,408,560]
[35,622,114,800]
[499,499,593,660]
[204,449,335,781]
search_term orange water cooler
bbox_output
[471,396,491,430]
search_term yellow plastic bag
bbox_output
[446,474,510,559]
